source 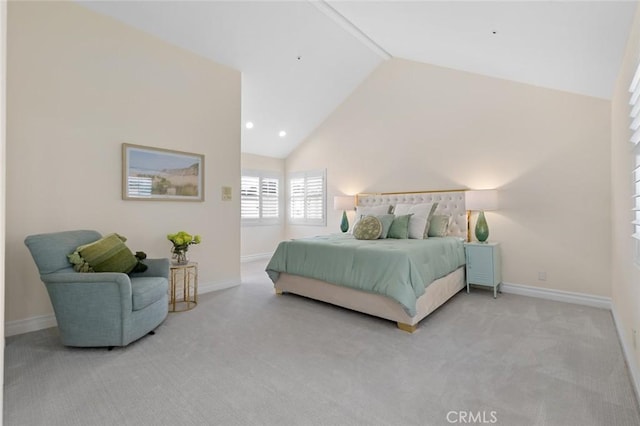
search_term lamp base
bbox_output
[475,211,489,242]
[340,211,349,233]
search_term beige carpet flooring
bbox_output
[3,260,640,425]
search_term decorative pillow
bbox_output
[68,233,144,274]
[352,205,392,231]
[428,215,450,237]
[392,203,438,239]
[353,215,383,240]
[387,214,413,239]
[376,214,395,239]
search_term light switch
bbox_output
[221,186,232,201]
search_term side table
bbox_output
[169,262,198,312]
[464,242,502,298]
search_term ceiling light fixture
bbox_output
[279,131,287,137]
[245,122,254,129]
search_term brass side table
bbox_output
[169,262,198,312]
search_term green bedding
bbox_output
[266,234,465,316]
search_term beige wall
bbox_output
[1,0,6,412]
[611,1,640,389]
[6,2,241,323]
[287,58,611,297]
[240,153,285,259]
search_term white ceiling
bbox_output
[79,1,637,159]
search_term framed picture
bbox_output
[122,143,204,201]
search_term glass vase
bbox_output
[171,247,189,265]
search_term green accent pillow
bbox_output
[353,215,383,240]
[428,215,450,237]
[376,214,395,239]
[387,214,413,239]
[68,233,140,274]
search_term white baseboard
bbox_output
[500,282,612,310]
[5,313,57,337]
[241,252,273,263]
[611,304,640,410]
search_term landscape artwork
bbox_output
[122,144,204,201]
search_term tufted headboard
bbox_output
[356,190,468,239]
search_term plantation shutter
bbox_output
[241,171,281,225]
[241,176,260,220]
[261,177,279,219]
[289,176,306,220]
[630,58,640,264]
[305,174,324,221]
[288,170,326,225]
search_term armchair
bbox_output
[24,230,169,348]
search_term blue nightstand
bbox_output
[464,242,502,298]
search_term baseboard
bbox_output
[241,252,273,263]
[500,282,612,310]
[5,313,57,337]
[197,279,240,295]
[611,304,640,410]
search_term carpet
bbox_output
[4,261,639,425]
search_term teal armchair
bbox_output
[24,230,169,348]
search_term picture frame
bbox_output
[122,143,205,201]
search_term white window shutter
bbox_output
[241,172,281,225]
[288,170,326,225]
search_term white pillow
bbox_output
[352,205,391,231]
[393,202,437,239]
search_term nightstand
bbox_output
[464,242,502,298]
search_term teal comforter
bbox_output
[266,234,465,316]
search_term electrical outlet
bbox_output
[538,271,547,281]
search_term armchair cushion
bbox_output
[131,277,168,311]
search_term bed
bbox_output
[266,190,468,332]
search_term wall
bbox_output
[1,0,6,412]
[611,1,640,396]
[286,58,611,297]
[240,153,285,260]
[6,2,241,326]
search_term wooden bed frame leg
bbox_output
[275,288,283,295]
[397,322,417,333]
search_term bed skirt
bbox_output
[274,266,465,331]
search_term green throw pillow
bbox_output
[387,214,413,239]
[376,214,395,239]
[428,215,450,237]
[68,233,141,274]
[353,216,383,240]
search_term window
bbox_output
[241,171,280,225]
[288,170,326,226]
[630,60,640,264]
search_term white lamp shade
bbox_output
[334,195,354,211]
[465,190,498,211]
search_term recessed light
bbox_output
[279,131,287,137]
[245,122,254,129]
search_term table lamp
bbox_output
[334,196,354,233]
[465,190,498,243]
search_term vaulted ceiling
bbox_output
[79,1,637,158]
